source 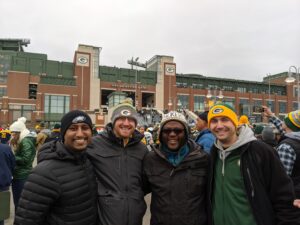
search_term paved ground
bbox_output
[6,190,152,225]
[5,155,152,225]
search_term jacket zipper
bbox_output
[123,145,129,225]
[246,168,255,197]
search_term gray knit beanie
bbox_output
[111,98,138,126]
[159,111,189,142]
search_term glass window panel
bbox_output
[44,94,70,114]
[279,102,287,114]
[178,95,189,109]
[13,111,21,121]
[253,100,262,106]
[293,102,298,111]
[239,99,250,115]
[194,96,205,112]
[223,99,235,109]
[266,100,275,112]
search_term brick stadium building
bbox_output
[0,38,297,128]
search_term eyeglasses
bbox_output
[161,128,185,135]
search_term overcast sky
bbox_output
[1,0,300,81]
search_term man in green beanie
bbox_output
[263,106,300,198]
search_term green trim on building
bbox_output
[176,74,286,95]
[0,50,76,86]
[99,65,157,85]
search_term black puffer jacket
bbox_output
[87,123,148,225]
[143,140,209,225]
[14,141,98,225]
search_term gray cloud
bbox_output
[1,0,300,81]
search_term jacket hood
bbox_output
[37,141,86,163]
[284,131,300,141]
[19,128,30,142]
[214,125,256,176]
[101,122,144,146]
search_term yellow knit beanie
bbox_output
[208,103,238,128]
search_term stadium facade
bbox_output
[0,38,297,127]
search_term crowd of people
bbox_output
[1,99,300,225]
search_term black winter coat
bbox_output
[87,123,149,225]
[208,140,300,225]
[14,141,98,225]
[143,140,209,225]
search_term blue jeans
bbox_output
[0,220,4,225]
[12,179,26,211]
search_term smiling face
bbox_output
[209,116,237,148]
[64,123,92,152]
[113,117,136,139]
[161,121,186,152]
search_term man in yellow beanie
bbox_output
[207,103,300,225]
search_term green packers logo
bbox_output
[212,108,224,114]
[121,109,131,116]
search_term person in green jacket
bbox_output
[207,103,300,225]
[9,117,36,210]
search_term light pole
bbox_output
[134,57,139,108]
[206,87,223,108]
[267,73,271,107]
[285,66,300,109]
[177,99,182,112]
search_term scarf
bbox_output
[161,143,189,167]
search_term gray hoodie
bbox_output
[214,125,256,175]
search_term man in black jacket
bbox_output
[14,110,98,225]
[208,103,300,225]
[87,99,148,225]
[143,111,209,225]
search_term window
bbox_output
[293,87,300,98]
[223,86,233,91]
[266,100,275,112]
[293,102,298,111]
[237,87,247,93]
[239,99,250,115]
[0,76,7,83]
[194,96,206,111]
[0,87,6,96]
[44,95,70,114]
[177,95,189,109]
[253,99,262,107]
[29,84,37,99]
[279,102,287,114]
[9,104,35,122]
[223,98,235,109]
[251,88,259,94]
